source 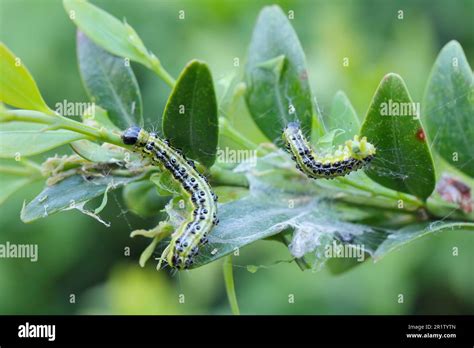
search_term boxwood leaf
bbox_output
[162,60,218,167]
[77,31,143,130]
[423,40,474,177]
[0,120,85,158]
[0,43,52,114]
[21,174,140,223]
[245,5,320,143]
[63,0,150,67]
[360,73,436,200]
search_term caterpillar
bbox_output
[282,122,376,179]
[122,126,218,270]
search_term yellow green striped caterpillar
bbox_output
[122,126,218,270]
[282,122,376,179]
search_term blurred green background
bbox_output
[0,0,473,314]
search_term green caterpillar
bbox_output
[282,122,376,179]
[122,126,218,270]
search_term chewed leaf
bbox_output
[21,173,141,223]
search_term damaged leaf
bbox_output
[21,173,141,223]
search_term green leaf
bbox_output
[63,0,150,67]
[77,31,143,130]
[360,73,436,200]
[423,40,474,177]
[162,60,218,167]
[122,180,170,218]
[0,120,85,158]
[21,173,139,223]
[0,43,52,114]
[244,5,320,143]
[325,90,360,143]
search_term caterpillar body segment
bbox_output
[282,122,376,179]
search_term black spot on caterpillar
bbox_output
[122,126,218,270]
[282,122,376,179]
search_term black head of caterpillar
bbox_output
[122,126,218,270]
[122,125,142,145]
[282,122,376,179]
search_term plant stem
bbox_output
[2,109,127,149]
[223,255,240,315]
[149,56,176,87]
[336,176,423,208]
[210,165,249,188]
